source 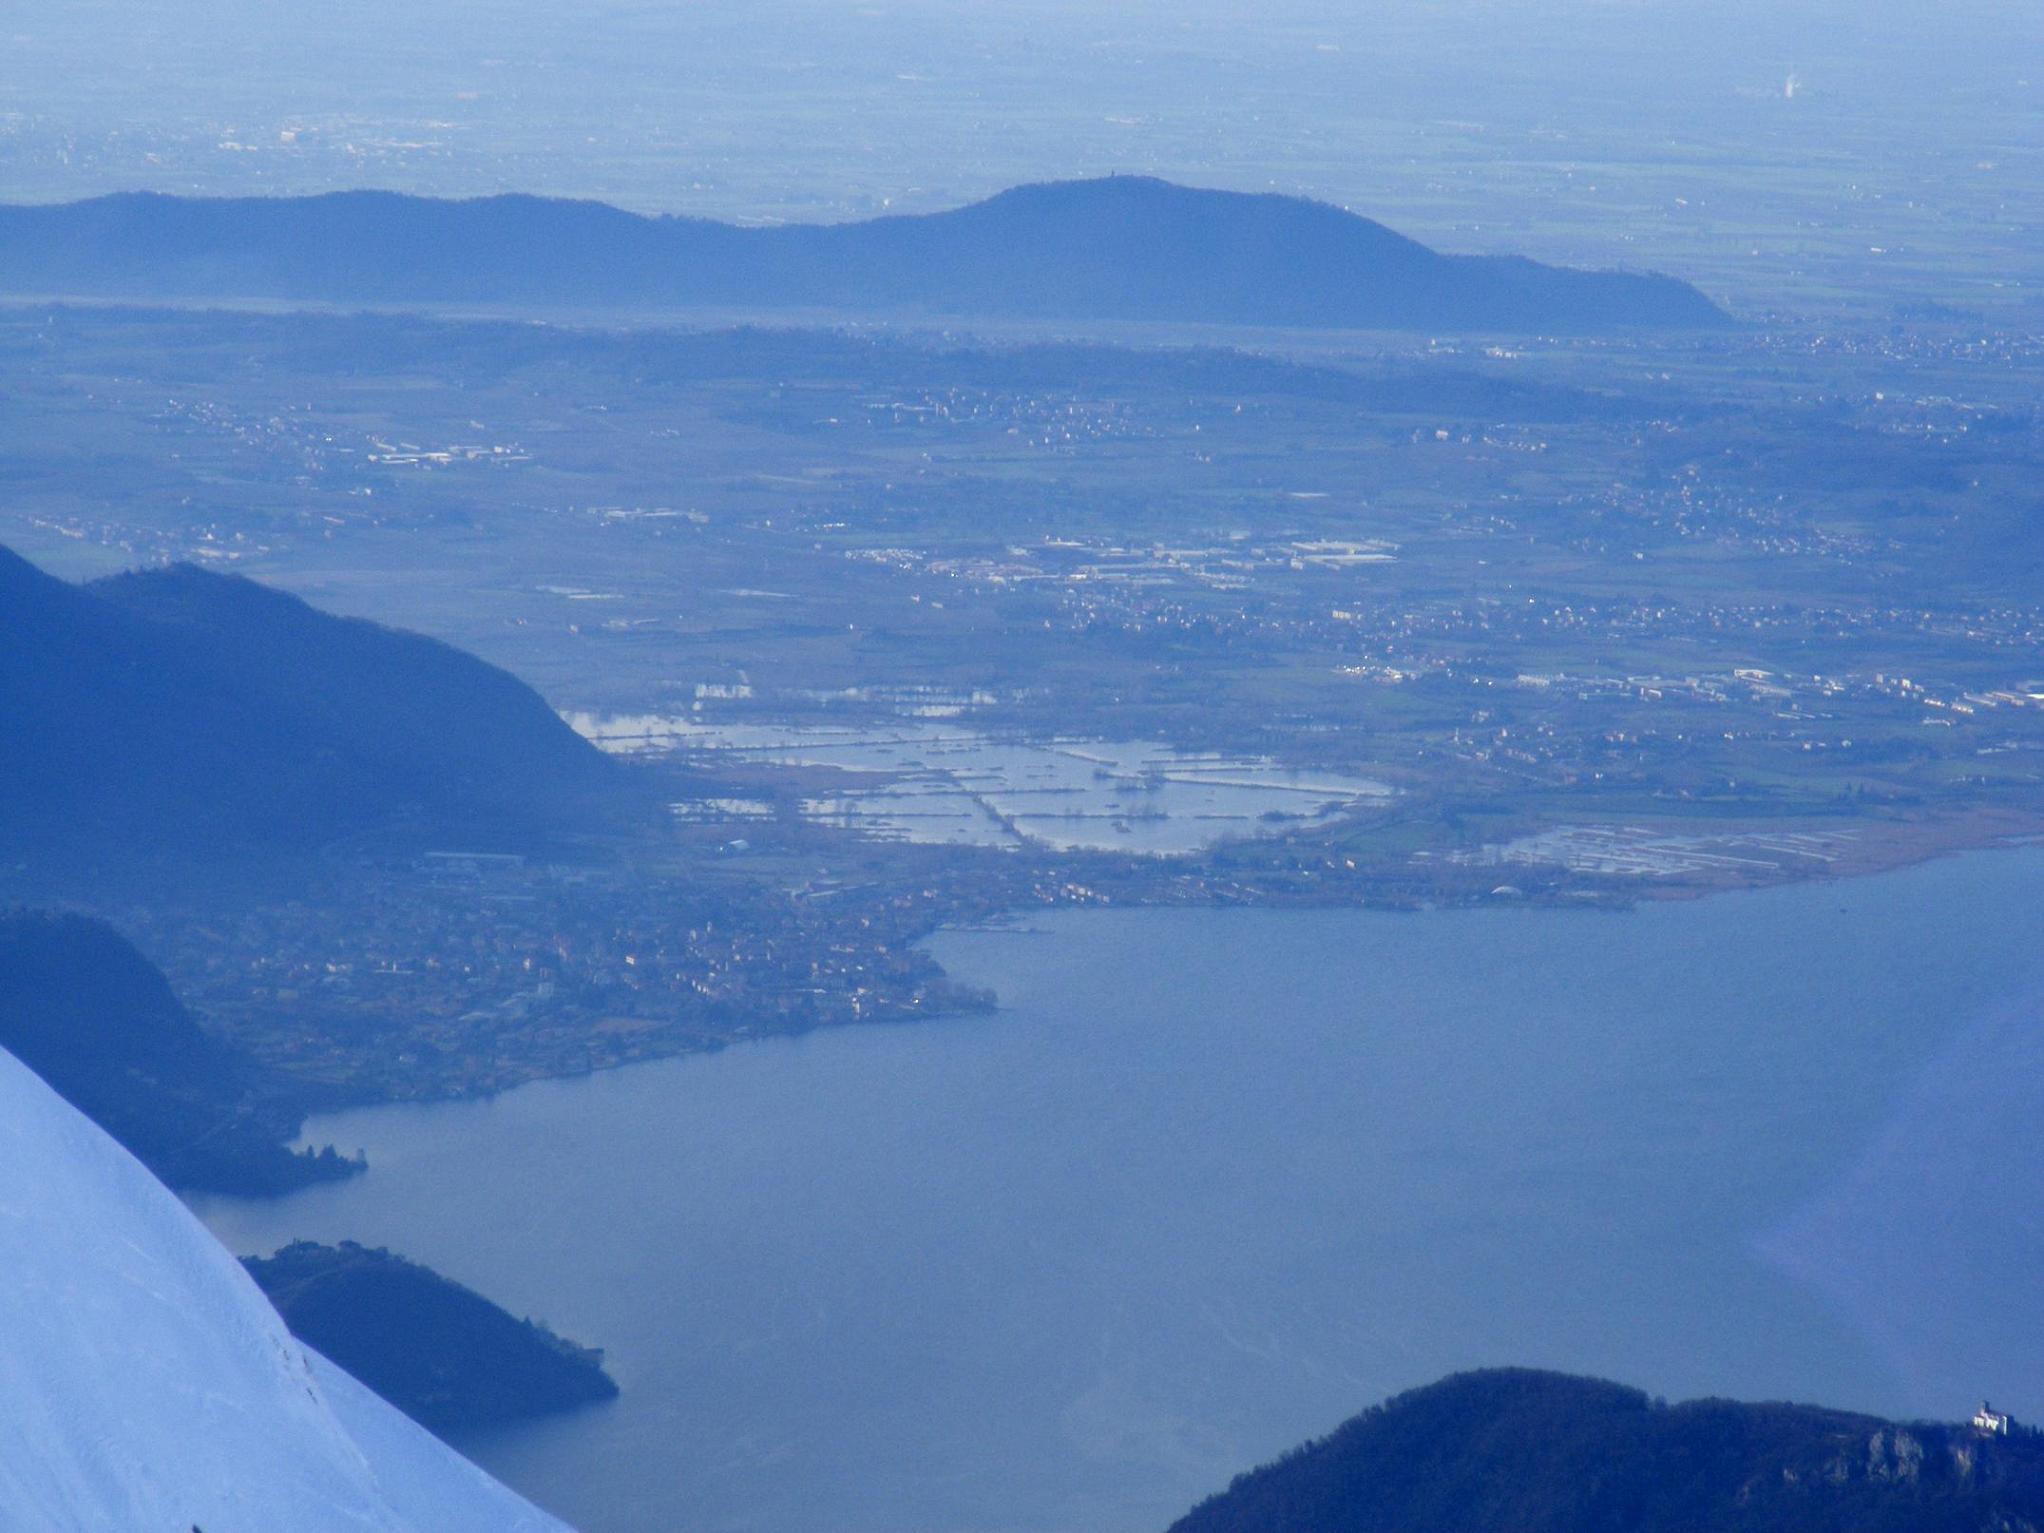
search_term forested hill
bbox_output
[1170,1369,2044,1533]
[0,910,356,1195]
[244,1241,619,1434]
[0,544,626,860]
[0,177,1731,332]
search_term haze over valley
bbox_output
[4,4,2044,1531]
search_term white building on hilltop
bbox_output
[1975,1402,2014,1436]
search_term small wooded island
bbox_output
[1171,1370,2044,1533]
[243,1241,618,1435]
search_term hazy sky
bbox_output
[3,2,2038,309]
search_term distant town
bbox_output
[6,302,2044,1100]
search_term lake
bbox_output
[195,846,2044,1533]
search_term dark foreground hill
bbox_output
[1171,1369,2044,1533]
[0,910,356,1194]
[244,1241,618,1434]
[0,177,1730,332]
[0,544,624,861]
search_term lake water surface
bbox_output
[196,847,2044,1533]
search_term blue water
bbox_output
[195,846,2044,1533]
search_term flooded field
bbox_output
[567,714,1392,855]
[1454,824,1862,878]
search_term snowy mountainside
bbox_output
[0,1045,572,1533]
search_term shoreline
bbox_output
[216,810,2044,1132]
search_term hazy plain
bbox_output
[15,8,2044,1530]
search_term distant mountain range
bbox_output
[1171,1369,2044,1533]
[0,177,1731,332]
[0,545,625,861]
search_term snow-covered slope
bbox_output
[0,1045,573,1533]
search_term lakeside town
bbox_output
[7,300,2044,1104]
